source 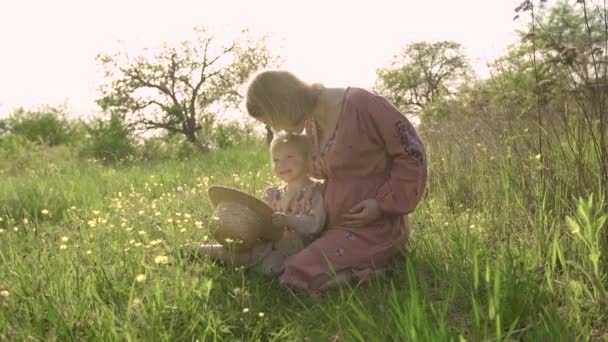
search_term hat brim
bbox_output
[208,186,281,240]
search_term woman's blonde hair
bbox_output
[246,70,323,126]
[270,132,310,158]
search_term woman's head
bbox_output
[270,132,310,183]
[246,70,323,133]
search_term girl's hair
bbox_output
[270,132,310,158]
[246,70,323,125]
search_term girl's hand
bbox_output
[271,212,290,228]
[343,199,383,227]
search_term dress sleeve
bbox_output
[364,93,427,216]
[289,187,326,236]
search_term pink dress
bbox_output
[279,87,427,292]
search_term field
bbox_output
[1,134,606,341]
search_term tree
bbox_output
[375,41,471,114]
[96,27,280,150]
[516,0,607,86]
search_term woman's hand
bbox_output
[343,199,383,227]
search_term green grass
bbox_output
[0,141,606,341]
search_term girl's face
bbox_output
[271,144,308,183]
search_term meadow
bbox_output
[0,124,606,340]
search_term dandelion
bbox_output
[70,206,77,210]
[61,236,69,242]
[135,274,147,283]
[138,230,146,236]
[93,210,100,215]
[167,219,174,224]
[242,308,250,313]
[258,312,265,318]
[0,290,9,298]
[129,239,136,245]
[13,227,18,232]
[175,212,182,217]
[177,186,183,192]
[134,242,143,247]
[86,250,92,255]
[155,212,161,217]
[23,218,29,224]
[87,220,97,228]
[59,245,68,250]
[195,221,203,228]
[184,213,192,219]
[0,229,4,234]
[535,153,542,160]
[154,255,169,265]
[138,210,145,215]
[41,209,49,215]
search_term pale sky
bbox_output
[0,0,524,118]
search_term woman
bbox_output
[245,70,427,294]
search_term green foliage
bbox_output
[6,106,74,146]
[375,41,471,116]
[96,27,280,146]
[81,113,135,162]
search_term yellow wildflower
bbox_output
[59,245,67,250]
[41,209,49,215]
[135,274,146,283]
[0,290,9,297]
[154,255,169,265]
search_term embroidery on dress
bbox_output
[395,120,425,163]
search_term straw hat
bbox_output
[207,186,282,248]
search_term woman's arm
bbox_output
[366,93,428,216]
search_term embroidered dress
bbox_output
[279,87,428,292]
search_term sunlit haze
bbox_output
[0,0,524,118]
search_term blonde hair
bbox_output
[246,70,323,126]
[270,132,310,159]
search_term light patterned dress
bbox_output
[250,181,326,276]
[279,87,428,292]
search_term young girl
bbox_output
[186,132,326,276]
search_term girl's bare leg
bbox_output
[182,242,271,267]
